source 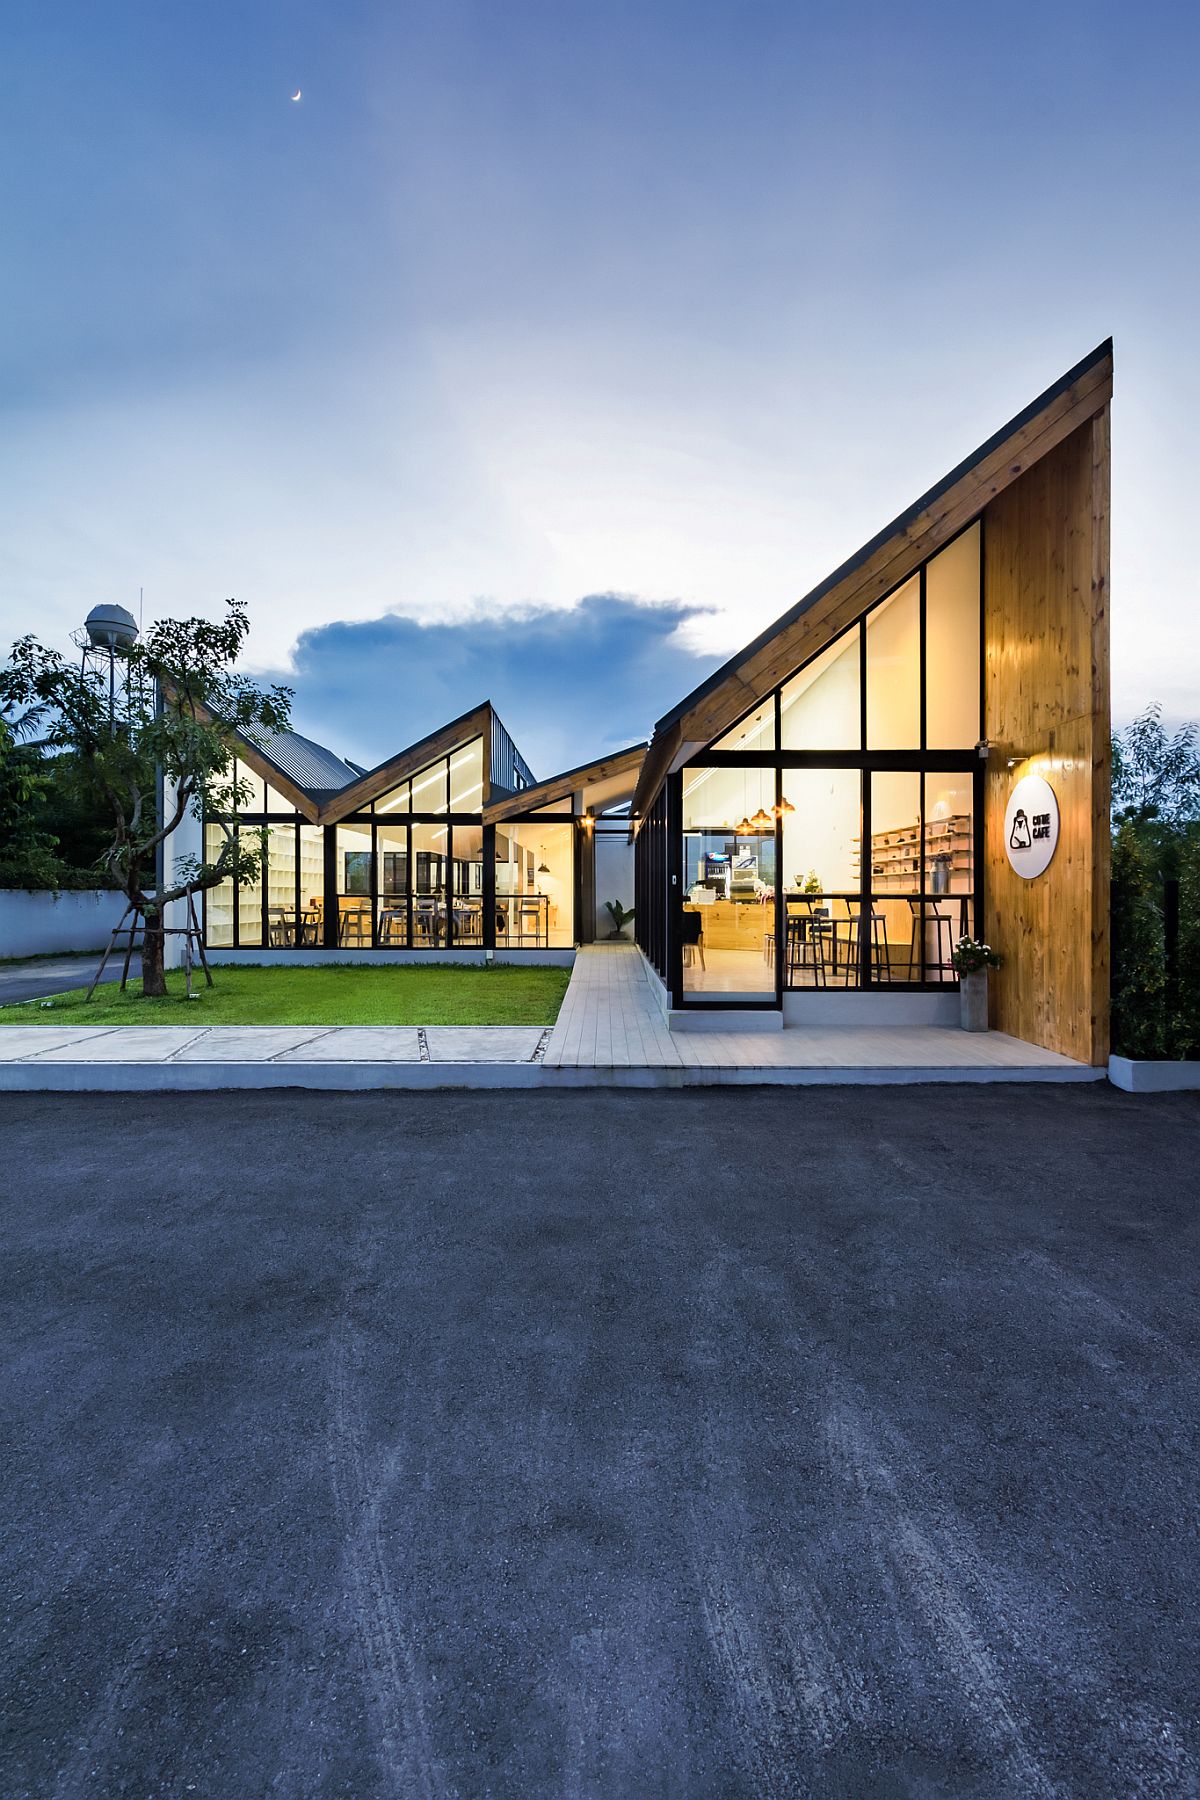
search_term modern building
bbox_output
[633,339,1112,1065]
[167,339,1112,1068]
[165,702,645,961]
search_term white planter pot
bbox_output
[959,968,989,1032]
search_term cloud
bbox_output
[274,593,719,778]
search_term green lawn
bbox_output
[0,963,572,1027]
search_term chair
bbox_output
[907,898,960,983]
[785,908,827,988]
[268,905,296,947]
[680,907,705,970]
[338,898,372,946]
[413,898,442,945]
[377,906,407,947]
[842,903,890,985]
[452,902,483,945]
[515,898,547,947]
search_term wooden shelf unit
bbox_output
[853,812,974,894]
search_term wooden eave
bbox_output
[484,744,648,824]
[631,339,1114,819]
[317,702,494,824]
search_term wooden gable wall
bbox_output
[983,409,1111,1065]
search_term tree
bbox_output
[1109,704,1200,1060]
[1112,703,1200,832]
[0,713,68,890]
[0,600,291,996]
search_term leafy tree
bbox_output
[0,702,65,890]
[1112,704,1200,832]
[1110,704,1200,1059]
[0,600,290,996]
[1172,829,1200,1060]
[1110,819,1166,1058]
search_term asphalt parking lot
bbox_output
[2,1085,1198,1798]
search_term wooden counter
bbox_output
[688,899,769,952]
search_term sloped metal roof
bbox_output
[245,726,360,795]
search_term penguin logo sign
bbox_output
[1004,774,1059,878]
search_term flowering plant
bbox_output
[951,935,1001,975]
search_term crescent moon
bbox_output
[291,89,302,102]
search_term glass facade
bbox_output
[203,731,576,953]
[495,822,574,948]
[641,521,983,1004]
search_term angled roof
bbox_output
[633,338,1114,819]
[243,725,360,797]
[317,701,494,824]
[484,742,647,823]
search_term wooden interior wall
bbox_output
[983,409,1111,1063]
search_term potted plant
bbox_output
[604,899,635,940]
[951,935,1001,1031]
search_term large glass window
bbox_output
[376,777,410,815]
[494,823,574,947]
[410,758,448,815]
[451,825,485,944]
[265,822,298,947]
[376,822,409,945]
[868,770,922,983]
[449,740,485,811]
[682,766,774,997]
[412,821,448,947]
[780,771,861,988]
[865,574,920,749]
[299,826,325,944]
[234,761,267,811]
[336,823,373,947]
[926,524,981,747]
[204,821,234,947]
[780,631,861,750]
[712,705,776,755]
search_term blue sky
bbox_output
[2,0,1198,775]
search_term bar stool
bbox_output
[906,899,958,982]
[843,904,890,984]
[785,911,827,988]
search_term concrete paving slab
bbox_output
[424,1026,545,1063]
[0,1026,118,1060]
[274,1027,422,1062]
[171,1027,334,1062]
[31,1026,208,1062]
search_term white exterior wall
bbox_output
[160,777,204,969]
[594,828,635,939]
[0,890,126,958]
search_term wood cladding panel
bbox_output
[983,411,1110,1064]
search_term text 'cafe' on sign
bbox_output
[1004,773,1060,879]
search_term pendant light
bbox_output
[750,806,774,833]
[735,815,754,837]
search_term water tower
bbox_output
[71,603,140,728]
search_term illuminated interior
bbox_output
[677,523,981,998]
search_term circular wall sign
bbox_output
[1004,773,1059,878]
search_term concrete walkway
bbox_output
[542,943,1100,1079]
[0,945,1102,1088]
